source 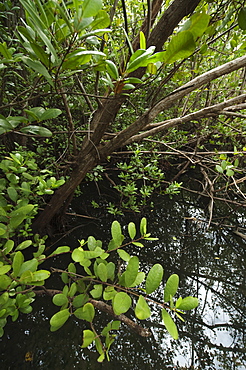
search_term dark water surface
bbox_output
[1,190,245,369]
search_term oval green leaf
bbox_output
[125,256,139,287]
[113,292,132,315]
[50,309,70,330]
[52,293,68,307]
[175,296,199,310]
[111,220,123,246]
[135,295,151,320]
[145,264,163,294]
[12,251,24,277]
[128,222,136,240]
[164,274,179,302]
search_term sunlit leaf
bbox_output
[140,217,147,236]
[12,251,24,277]
[48,246,70,257]
[117,249,130,262]
[74,302,95,322]
[128,222,136,239]
[113,292,132,315]
[90,284,103,299]
[111,220,123,246]
[83,0,102,18]
[81,329,95,348]
[105,60,119,80]
[164,274,179,302]
[124,256,139,287]
[97,263,107,282]
[52,293,68,307]
[175,296,199,310]
[145,264,163,294]
[50,309,70,330]
[162,308,179,339]
[163,31,196,64]
[135,295,151,320]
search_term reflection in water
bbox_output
[0,191,245,369]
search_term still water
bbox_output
[0,190,245,369]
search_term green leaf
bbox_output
[40,109,62,121]
[32,270,50,282]
[87,236,97,251]
[113,292,132,315]
[12,251,24,277]
[238,8,246,30]
[19,258,38,276]
[83,0,102,18]
[111,220,123,246]
[3,240,14,254]
[50,309,70,331]
[72,294,88,308]
[52,294,68,307]
[81,329,95,348]
[103,286,117,300]
[215,164,223,173]
[163,31,196,64]
[164,274,179,302]
[19,270,34,284]
[68,282,77,297]
[0,275,12,290]
[126,46,155,73]
[0,265,11,275]
[162,308,179,339]
[90,284,103,299]
[101,320,121,336]
[129,271,145,287]
[135,295,151,320]
[72,248,84,262]
[74,302,95,322]
[22,57,54,87]
[97,263,107,282]
[175,296,199,310]
[106,262,115,281]
[132,241,144,248]
[124,256,139,287]
[139,31,146,50]
[20,125,52,137]
[105,60,119,80]
[90,10,110,29]
[117,249,130,262]
[140,217,147,236]
[10,205,35,229]
[15,240,32,251]
[48,246,70,257]
[145,264,163,294]
[7,187,18,202]
[180,12,210,39]
[128,222,136,239]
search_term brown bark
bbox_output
[33,0,202,232]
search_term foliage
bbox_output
[49,217,198,361]
[0,148,65,238]
[0,152,198,361]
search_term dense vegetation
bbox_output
[0,0,245,363]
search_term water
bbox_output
[1,190,245,369]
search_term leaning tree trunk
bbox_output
[32,0,201,232]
